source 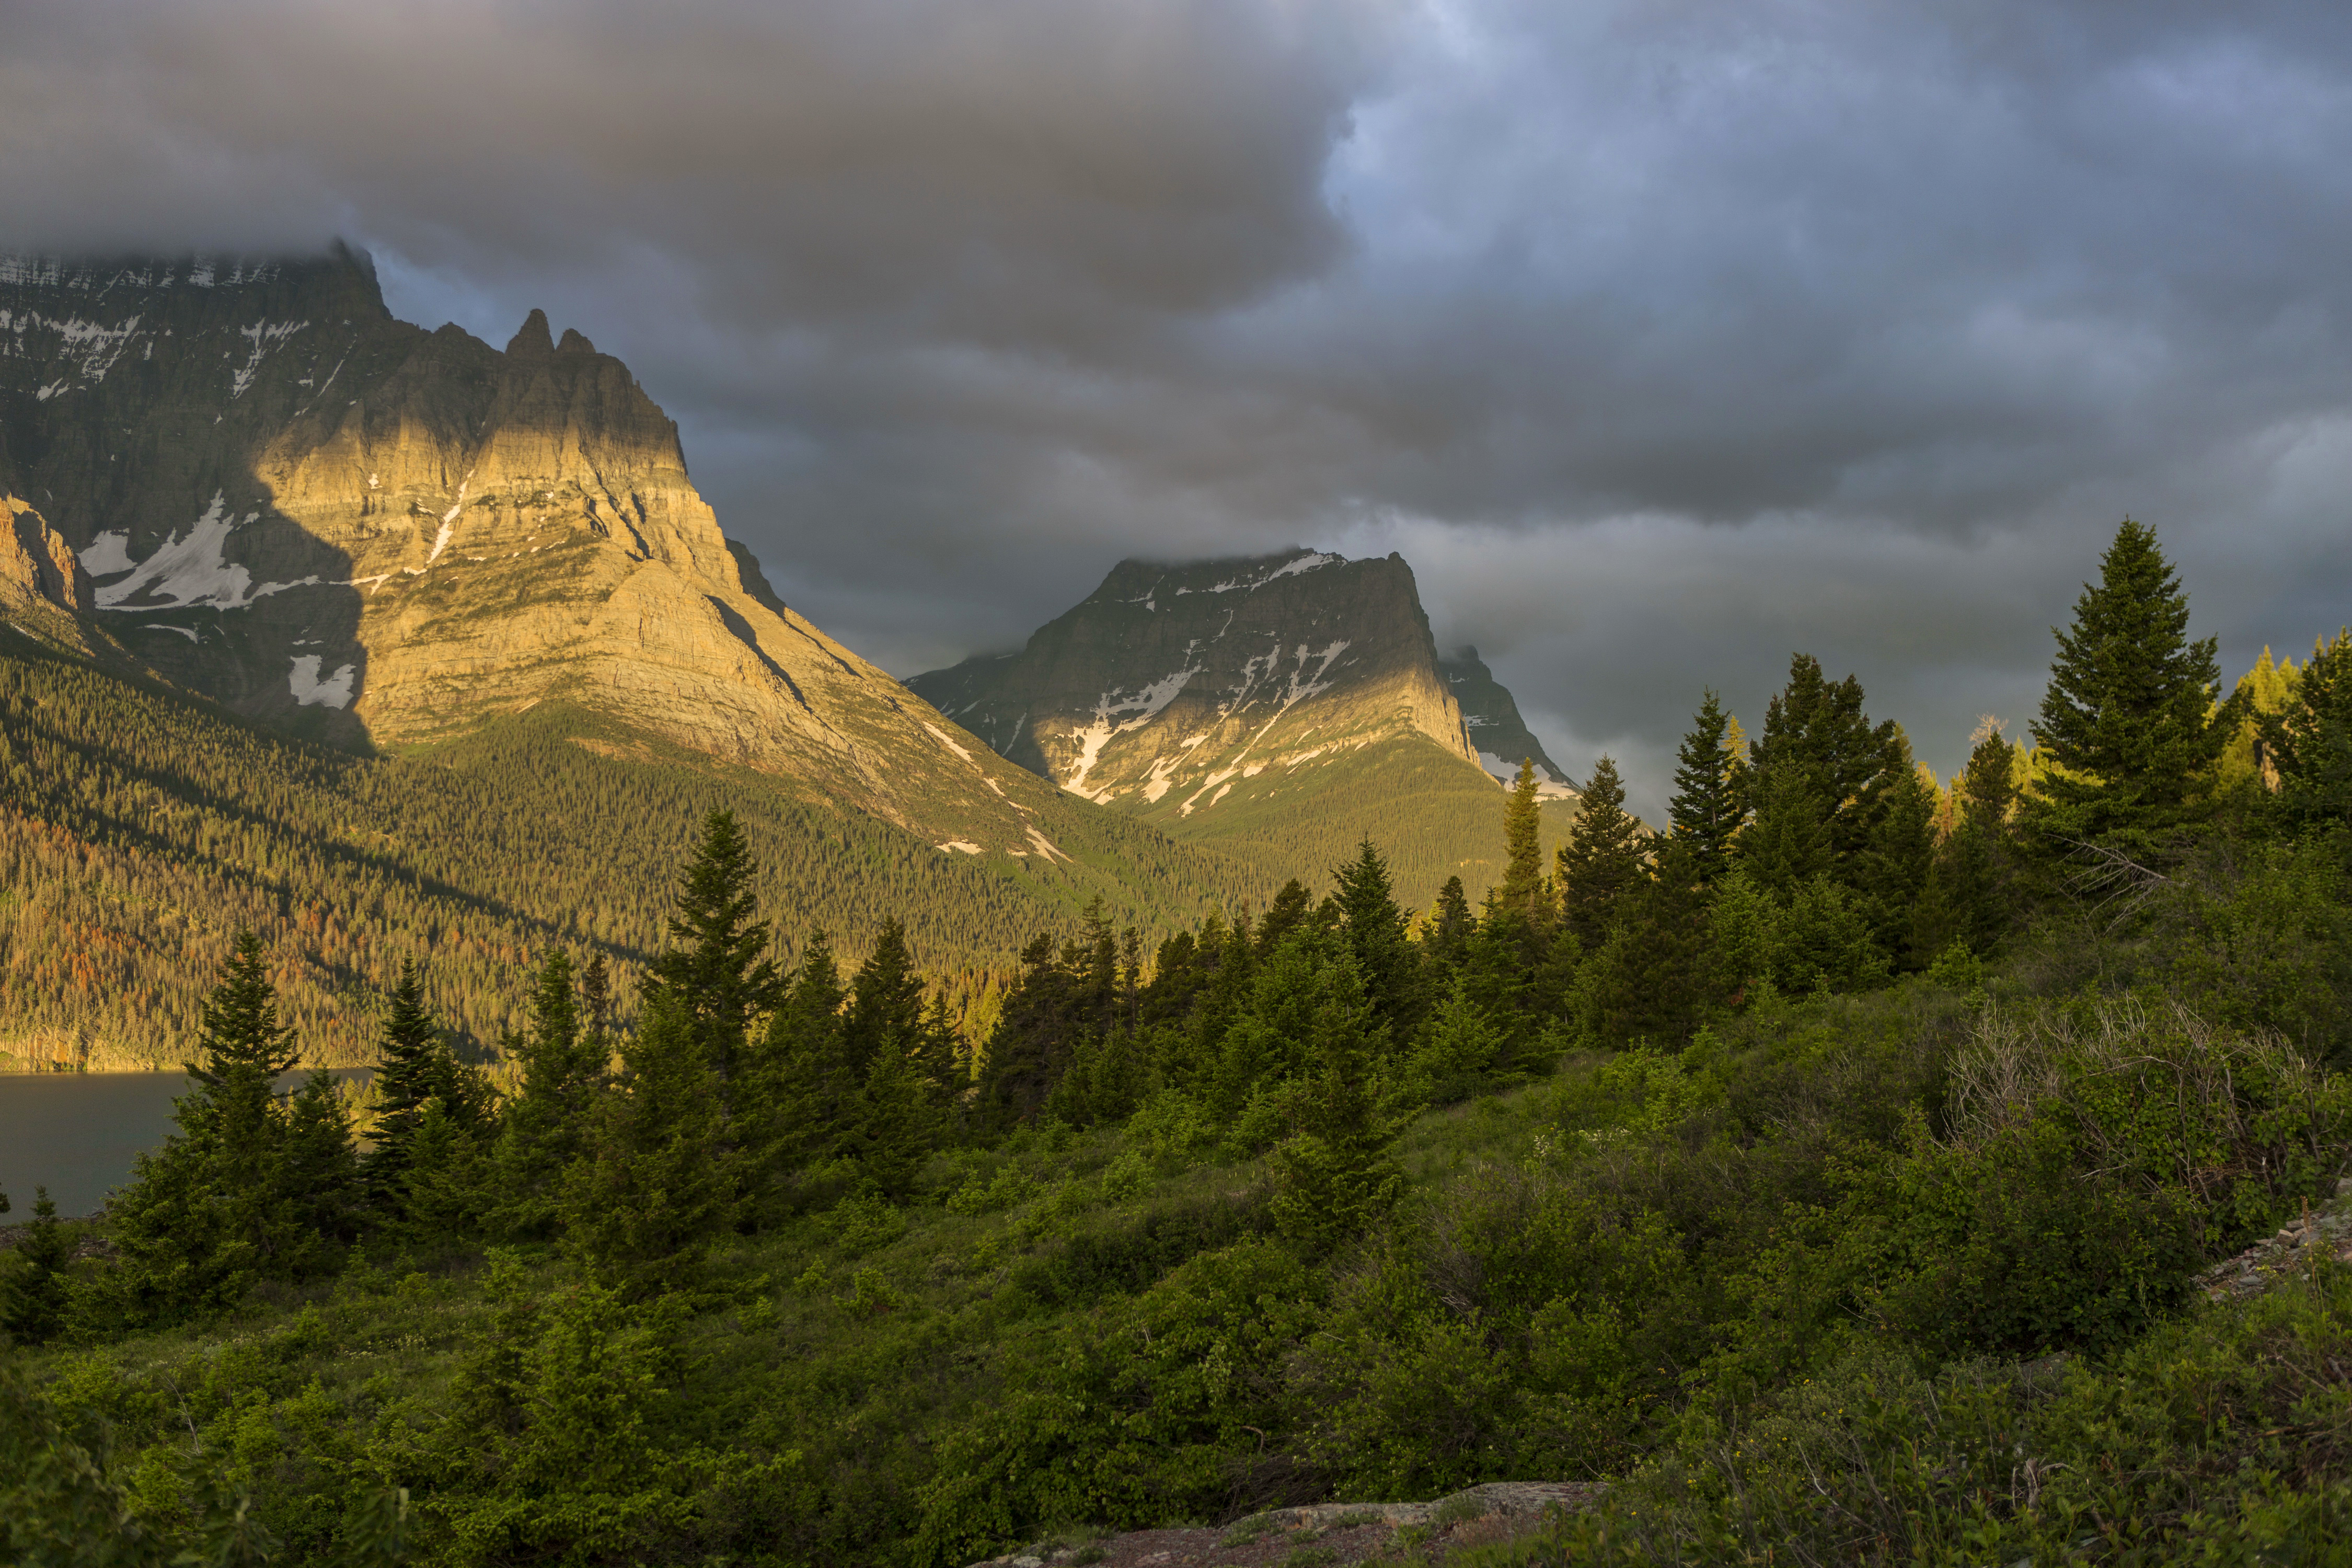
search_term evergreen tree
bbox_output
[1748,654,1902,874]
[107,940,347,1322]
[1590,837,1713,1047]
[855,1037,936,1199]
[1558,755,1648,953]
[183,930,299,1087]
[2027,519,2235,851]
[2265,629,2352,834]
[493,952,609,1241]
[747,932,844,1179]
[1271,953,1405,1254]
[1410,971,1503,1097]
[1742,764,1835,897]
[366,962,449,1201]
[1668,690,1745,881]
[1332,838,1425,1041]
[1256,880,1315,955]
[1495,759,1547,923]
[279,1073,363,1260]
[1422,876,1474,971]
[644,809,783,1107]
[844,919,927,1083]
[563,991,737,1294]
[2,1187,73,1345]
[1916,727,2023,959]
[1852,735,1938,966]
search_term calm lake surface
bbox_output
[0,1070,368,1219]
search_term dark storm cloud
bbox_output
[6,0,2352,813]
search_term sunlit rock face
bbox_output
[0,246,1073,847]
[907,548,1501,824]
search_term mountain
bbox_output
[0,247,1290,1067]
[907,548,1576,908]
[0,248,1124,859]
[1439,645,1578,797]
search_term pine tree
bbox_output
[1558,755,1648,953]
[855,1037,936,1199]
[1748,654,1900,872]
[844,919,927,1083]
[183,930,299,1087]
[1590,837,1712,1047]
[279,1073,363,1260]
[1742,765,1835,897]
[366,962,448,1201]
[1851,734,1938,966]
[1,1187,73,1345]
[1422,876,1474,971]
[1668,690,1745,881]
[493,952,609,1241]
[2027,519,2235,850]
[1916,725,2023,959]
[1271,953,1404,1254]
[1495,759,1547,923]
[106,941,329,1322]
[563,991,737,1294]
[1410,971,1502,1097]
[644,809,782,1102]
[1332,838,1425,1041]
[746,931,844,1181]
[1256,880,1315,954]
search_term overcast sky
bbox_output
[8,0,2352,815]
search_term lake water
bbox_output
[0,1070,369,1219]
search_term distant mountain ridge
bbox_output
[1439,645,1578,798]
[0,245,1194,875]
[909,548,1577,908]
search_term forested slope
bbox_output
[0,639,1276,1070]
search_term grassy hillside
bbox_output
[0,640,1279,1070]
[1134,734,1574,918]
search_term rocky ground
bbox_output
[2198,1178,2352,1301]
[963,1481,1606,1568]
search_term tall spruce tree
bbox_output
[1743,765,1835,897]
[108,935,353,1322]
[1495,759,1547,923]
[366,963,454,1202]
[493,952,610,1240]
[750,931,846,1173]
[1748,654,1900,872]
[1557,755,1648,953]
[1271,953,1405,1254]
[1422,876,1474,971]
[1852,733,1938,967]
[1668,690,1745,881]
[1332,838,1425,1041]
[1917,726,2024,959]
[644,809,782,1104]
[844,919,928,1081]
[563,990,737,1293]
[2027,519,2235,850]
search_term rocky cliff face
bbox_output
[1439,646,1578,801]
[908,549,1488,823]
[0,246,1080,852]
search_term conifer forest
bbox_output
[11,520,2352,1566]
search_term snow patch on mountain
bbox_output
[80,531,135,577]
[287,655,355,709]
[94,493,261,610]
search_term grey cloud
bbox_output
[4,0,2350,810]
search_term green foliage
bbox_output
[2,1187,74,1345]
[562,990,740,1293]
[1555,755,1646,955]
[1667,689,1744,882]
[2029,518,2236,851]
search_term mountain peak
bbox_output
[506,308,556,356]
